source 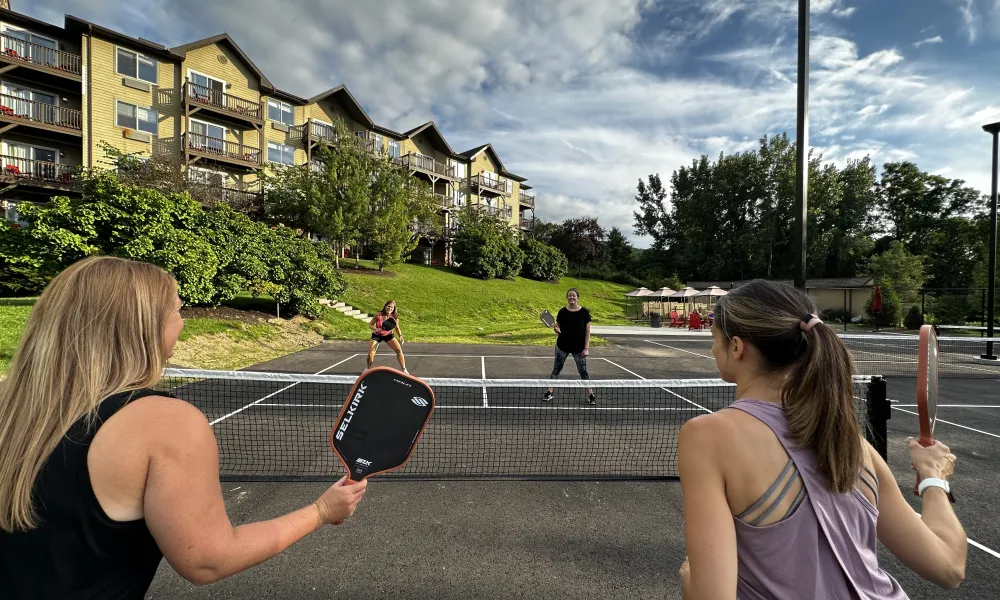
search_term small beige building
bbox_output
[687,277,875,320]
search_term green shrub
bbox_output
[903,305,924,330]
[0,171,346,317]
[865,284,902,327]
[519,238,567,282]
[453,211,524,280]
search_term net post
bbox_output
[865,376,889,461]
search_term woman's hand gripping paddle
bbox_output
[329,367,434,523]
[913,324,940,496]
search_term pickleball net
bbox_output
[157,368,889,482]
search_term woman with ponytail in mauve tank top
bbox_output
[677,280,967,600]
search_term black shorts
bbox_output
[371,333,394,343]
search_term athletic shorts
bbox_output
[371,333,394,343]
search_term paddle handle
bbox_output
[912,436,935,496]
[333,476,361,526]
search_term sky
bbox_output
[22,0,1000,248]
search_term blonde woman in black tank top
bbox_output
[0,257,368,598]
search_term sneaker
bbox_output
[542,391,553,403]
[588,393,596,405]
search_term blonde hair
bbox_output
[0,256,177,532]
[714,280,862,494]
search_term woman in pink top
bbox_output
[366,299,407,373]
[678,279,967,599]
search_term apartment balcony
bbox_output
[195,184,264,214]
[184,80,264,126]
[476,203,512,220]
[300,120,337,145]
[518,191,535,208]
[185,132,262,169]
[401,153,457,180]
[0,94,82,139]
[472,173,511,197]
[0,34,82,83]
[520,217,535,230]
[0,155,81,192]
[432,192,459,209]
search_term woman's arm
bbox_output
[870,439,966,589]
[141,399,367,585]
[677,415,738,600]
[368,315,379,332]
[583,322,591,356]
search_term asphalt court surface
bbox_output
[148,337,999,599]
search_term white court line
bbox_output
[371,353,552,359]
[255,403,703,412]
[645,339,714,360]
[481,356,488,408]
[969,539,1000,560]
[601,358,713,414]
[894,405,1000,408]
[208,354,359,426]
[892,407,1000,439]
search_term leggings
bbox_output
[550,346,590,380]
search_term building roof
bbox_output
[1,8,67,40]
[459,143,526,182]
[171,33,275,92]
[687,277,876,290]
[306,85,375,129]
[403,121,462,158]
[65,15,182,60]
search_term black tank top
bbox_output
[0,389,165,599]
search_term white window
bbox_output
[188,70,225,99]
[189,119,225,153]
[267,99,294,126]
[116,101,158,135]
[452,160,465,180]
[267,141,294,165]
[116,48,158,84]
[1,25,58,67]
[388,139,401,159]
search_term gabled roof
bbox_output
[460,143,526,182]
[403,121,459,158]
[306,85,375,129]
[65,15,182,60]
[1,8,67,41]
[171,34,274,92]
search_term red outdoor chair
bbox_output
[669,311,684,328]
[688,312,703,330]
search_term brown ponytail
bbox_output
[714,280,863,494]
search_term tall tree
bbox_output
[633,174,671,251]
[364,155,439,270]
[549,217,607,267]
[262,119,373,268]
[606,227,632,271]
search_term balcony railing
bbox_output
[186,132,261,165]
[432,192,458,208]
[520,217,535,230]
[302,120,336,144]
[519,191,535,208]
[477,204,511,219]
[185,80,262,121]
[401,153,456,179]
[0,155,80,187]
[473,173,511,195]
[0,94,82,131]
[1,34,82,76]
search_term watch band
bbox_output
[918,478,956,503]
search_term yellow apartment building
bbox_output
[0,7,538,266]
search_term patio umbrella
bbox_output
[668,287,702,315]
[624,287,654,318]
[651,287,677,315]
[695,286,728,310]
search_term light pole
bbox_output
[983,121,999,360]
[793,0,810,290]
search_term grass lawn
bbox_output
[319,261,634,345]
[0,298,36,375]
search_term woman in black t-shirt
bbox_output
[543,288,596,405]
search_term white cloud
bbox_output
[913,35,945,47]
[956,0,978,43]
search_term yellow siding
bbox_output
[181,43,260,103]
[308,100,367,134]
[87,35,182,164]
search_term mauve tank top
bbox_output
[728,399,909,600]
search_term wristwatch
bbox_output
[918,478,956,503]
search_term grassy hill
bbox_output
[319,261,634,345]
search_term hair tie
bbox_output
[800,314,822,332]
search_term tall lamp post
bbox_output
[983,121,999,361]
[793,0,810,290]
